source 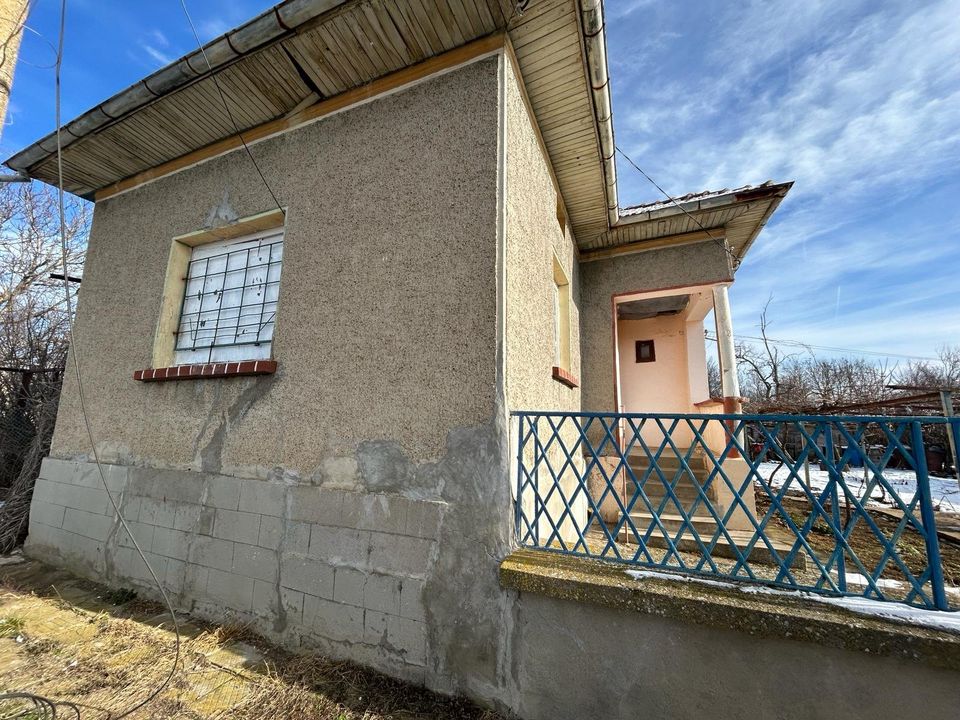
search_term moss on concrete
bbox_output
[500,548,960,672]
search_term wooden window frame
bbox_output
[635,339,656,363]
[152,208,285,368]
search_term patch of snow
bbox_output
[753,461,960,513]
[625,568,960,632]
[740,584,960,633]
[842,572,908,591]
[625,568,737,589]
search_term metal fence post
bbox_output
[823,427,846,591]
[515,414,524,544]
[912,421,949,610]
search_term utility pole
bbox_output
[0,0,29,140]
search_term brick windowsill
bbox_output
[134,360,277,382]
[552,366,579,388]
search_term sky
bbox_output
[3,0,960,364]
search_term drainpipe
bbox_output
[579,0,618,229]
[713,285,743,455]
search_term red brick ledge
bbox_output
[134,360,277,382]
[552,366,579,388]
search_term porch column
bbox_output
[713,285,743,457]
[712,285,741,411]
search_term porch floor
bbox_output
[604,520,807,568]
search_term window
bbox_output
[553,255,571,371]
[635,339,656,363]
[173,230,283,365]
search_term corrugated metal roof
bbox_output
[619,183,778,218]
[585,181,793,261]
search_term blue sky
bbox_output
[4,0,960,362]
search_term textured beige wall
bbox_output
[51,57,501,476]
[617,314,690,414]
[580,242,734,416]
[503,54,580,414]
[503,54,587,541]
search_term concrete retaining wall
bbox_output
[510,591,960,720]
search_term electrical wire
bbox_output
[615,145,742,268]
[0,1,181,718]
[178,0,285,217]
[705,332,943,363]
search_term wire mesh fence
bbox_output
[0,368,63,554]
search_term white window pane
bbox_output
[173,231,283,365]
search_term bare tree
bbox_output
[896,346,960,389]
[731,297,957,415]
[707,356,722,398]
[735,296,809,409]
[0,182,89,550]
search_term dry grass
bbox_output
[0,560,506,720]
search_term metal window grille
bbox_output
[173,231,283,365]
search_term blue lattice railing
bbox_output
[513,411,960,610]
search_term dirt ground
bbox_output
[0,555,505,720]
[757,495,960,588]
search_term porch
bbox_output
[512,410,960,610]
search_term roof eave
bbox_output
[732,182,794,261]
[4,0,349,175]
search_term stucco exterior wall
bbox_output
[510,592,960,720]
[580,241,734,416]
[29,56,517,703]
[51,57,500,474]
[503,55,580,414]
[617,314,691,415]
[502,54,586,542]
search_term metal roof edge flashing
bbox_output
[3,0,350,173]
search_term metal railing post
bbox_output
[515,414,524,544]
[912,421,948,610]
[824,427,846,592]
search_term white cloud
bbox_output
[608,0,658,20]
[197,18,233,41]
[610,0,960,355]
[141,44,174,67]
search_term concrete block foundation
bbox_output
[25,457,445,680]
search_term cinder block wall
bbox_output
[29,458,440,678]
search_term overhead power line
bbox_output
[615,145,741,267]
[26,1,182,717]
[705,332,942,363]
[178,0,285,217]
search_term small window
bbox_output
[553,255,571,370]
[635,339,656,363]
[173,230,283,365]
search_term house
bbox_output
[9,2,956,719]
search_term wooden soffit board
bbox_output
[17,0,519,197]
[10,0,610,250]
